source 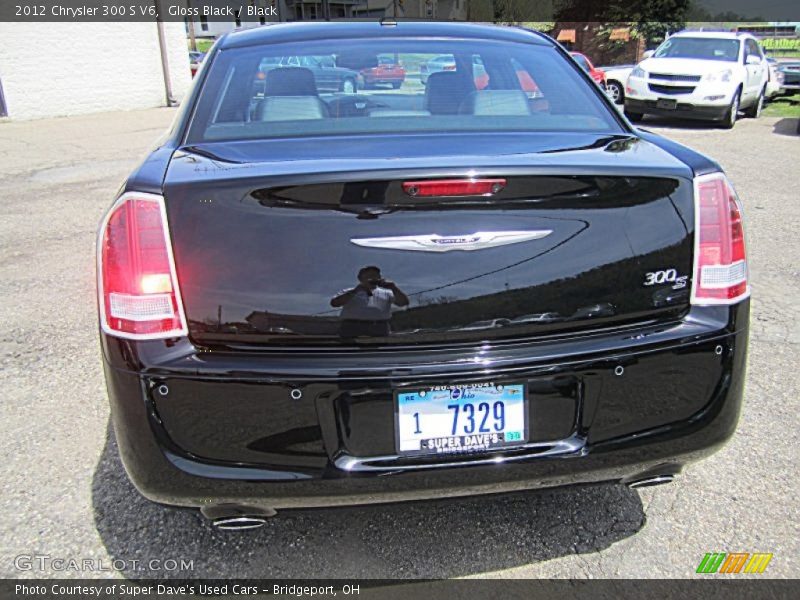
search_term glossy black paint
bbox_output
[101,22,749,512]
[164,152,694,346]
[102,302,748,507]
[101,299,748,507]
[635,128,722,176]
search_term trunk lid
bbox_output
[163,133,695,347]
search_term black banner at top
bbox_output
[1,1,799,22]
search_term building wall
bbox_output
[0,22,192,120]
[554,22,645,66]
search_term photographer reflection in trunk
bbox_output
[331,266,409,338]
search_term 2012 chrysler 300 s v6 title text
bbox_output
[98,22,749,530]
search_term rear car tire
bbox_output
[391,81,402,89]
[722,91,740,129]
[607,81,624,104]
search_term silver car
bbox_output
[419,54,487,85]
[419,54,456,85]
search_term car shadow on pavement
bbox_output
[92,423,645,579]
[772,117,800,137]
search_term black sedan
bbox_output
[98,22,749,530]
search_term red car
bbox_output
[361,57,406,89]
[570,52,606,87]
[189,51,205,78]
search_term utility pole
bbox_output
[155,1,177,107]
[186,0,197,51]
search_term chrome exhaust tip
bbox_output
[211,516,268,531]
[627,474,675,489]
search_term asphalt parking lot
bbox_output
[0,109,798,579]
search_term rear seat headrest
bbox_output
[424,71,475,115]
[265,67,318,97]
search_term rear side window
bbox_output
[744,39,762,61]
[188,38,621,143]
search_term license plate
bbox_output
[656,98,677,110]
[395,382,528,456]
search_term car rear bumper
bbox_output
[625,98,730,121]
[101,303,748,511]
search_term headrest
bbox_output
[424,71,475,115]
[265,67,318,96]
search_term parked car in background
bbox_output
[570,52,606,87]
[99,22,749,529]
[624,31,769,128]
[361,55,406,89]
[765,57,783,99]
[776,60,800,96]
[600,64,635,104]
[189,50,205,77]
[256,55,362,93]
[419,54,456,85]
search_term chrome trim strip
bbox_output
[350,230,553,252]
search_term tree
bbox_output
[494,0,554,22]
[554,0,690,47]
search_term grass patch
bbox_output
[763,96,800,118]
[187,39,215,53]
[196,39,215,53]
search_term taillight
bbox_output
[691,172,749,305]
[402,179,506,197]
[97,192,187,339]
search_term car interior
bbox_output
[252,66,538,121]
[198,43,618,141]
[248,61,543,122]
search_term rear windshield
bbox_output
[187,37,622,143]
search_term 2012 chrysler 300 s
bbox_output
[98,22,749,530]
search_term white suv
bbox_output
[624,31,769,128]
